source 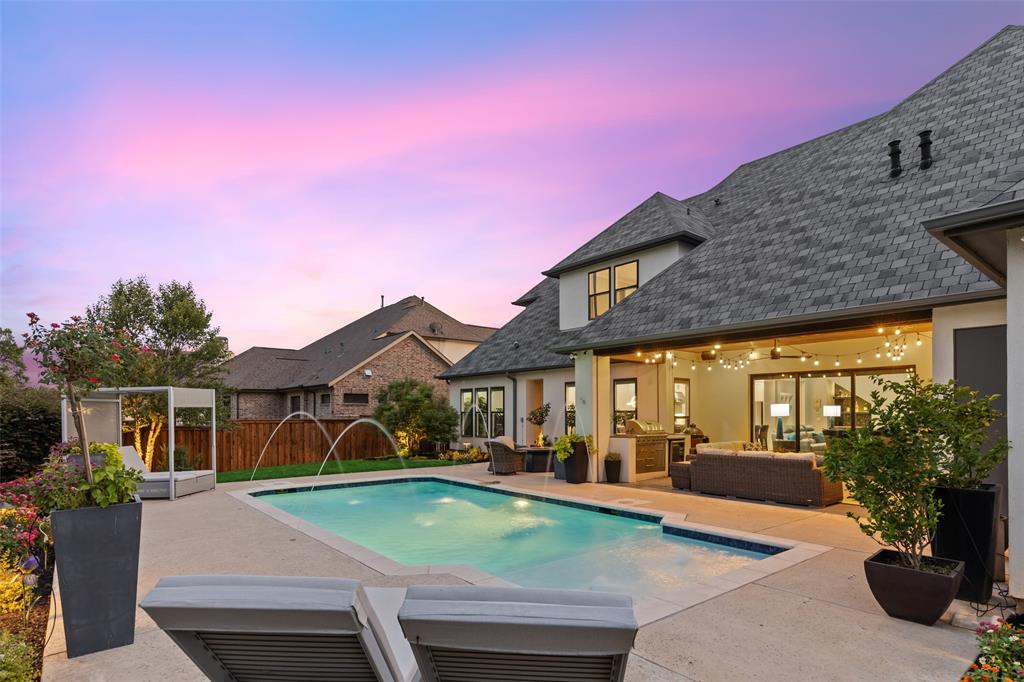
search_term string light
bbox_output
[713,343,721,350]
[877,327,884,334]
[813,358,820,366]
[916,334,923,347]
[894,328,902,336]
[857,355,863,364]
[834,356,840,367]
[690,362,696,371]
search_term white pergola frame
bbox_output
[61,386,217,501]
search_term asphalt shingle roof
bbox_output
[440,278,572,378]
[543,192,715,276]
[446,26,1023,377]
[226,296,496,390]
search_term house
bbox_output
[442,27,1023,594]
[225,296,495,420]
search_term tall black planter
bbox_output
[553,456,566,480]
[51,499,142,658]
[565,441,589,484]
[933,484,1000,603]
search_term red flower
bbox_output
[112,340,123,349]
[88,377,98,383]
[111,354,121,361]
[71,315,82,322]
[50,322,60,329]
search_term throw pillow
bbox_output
[742,442,760,451]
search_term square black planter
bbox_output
[51,499,142,658]
[933,484,1001,603]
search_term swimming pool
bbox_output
[254,478,782,600]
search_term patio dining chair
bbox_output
[398,585,638,682]
[483,437,526,475]
[140,575,413,682]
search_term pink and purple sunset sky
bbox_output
[2,2,1022,353]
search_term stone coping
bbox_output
[232,472,832,626]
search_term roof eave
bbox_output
[440,360,575,380]
[924,197,1024,288]
[553,289,1005,354]
[541,232,707,277]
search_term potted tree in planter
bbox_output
[926,381,1009,603]
[604,451,622,484]
[25,313,145,657]
[554,433,592,484]
[823,375,964,625]
[527,402,551,446]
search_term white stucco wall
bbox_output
[931,298,1007,382]
[558,242,689,330]
[1006,228,1024,598]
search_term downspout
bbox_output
[506,374,518,444]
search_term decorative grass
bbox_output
[216,457,464,483]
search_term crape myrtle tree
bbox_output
[86,277,232,469]
[24,313,144,483]
[373,379,458,455]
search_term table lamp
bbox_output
[770,403,790,441]
[823,404,841,428]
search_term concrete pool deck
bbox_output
[44,463,981,681]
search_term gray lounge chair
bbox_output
[483,437,525,475]
[119,445,215,499]
[140,575,411,682]
[398,585,637,682]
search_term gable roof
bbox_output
[542,192,715,276]
[446,25,1023,378]
[440,278,572,379]
[225,296,496,390]
[561,25,1022,351]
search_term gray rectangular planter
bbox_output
[51,499,142,658]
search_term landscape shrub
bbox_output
[0,387,61,480]
[0,557,34,615]
[0,632,35,682]
[960,618,1024,681]
[374,379,458,455]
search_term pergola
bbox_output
[61,386,217,501]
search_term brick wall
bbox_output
[331,336,449,419]
[236,392,286,419]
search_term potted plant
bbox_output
[823,375,964,625]
[554,433,592,484]
[527,403,551,447]
[25,313,146,657]
[925,381,1009,603]
[604,451,622,484]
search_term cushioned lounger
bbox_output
[398,585,637,682]
[140,575,409,682]
[119,446,215,499]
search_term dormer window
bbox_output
[588,268,611,319]
[588,261,639,320]
[614,261,638,303]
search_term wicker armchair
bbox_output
[485,440,526,475]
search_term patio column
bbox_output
[574,350,610,482]
[658,358,675,431]
[1007,227,1024,600]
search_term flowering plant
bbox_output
[960,618,1024,682]
[24,312,145,485]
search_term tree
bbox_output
[0,385,60,480]
[373,379,458,455]
[0,328,27,389]
[87,277,232,468]
[24,313,140,483]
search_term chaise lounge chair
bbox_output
[140,575,413,682]
[119,445,216,499]
[398,585,638,682]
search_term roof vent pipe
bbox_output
[918,130,933,170]
[888,140,902,178]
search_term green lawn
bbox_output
[217,457,466,483]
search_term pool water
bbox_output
[258,479,771,599]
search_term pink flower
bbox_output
[71,315,82,322]
[112,340,123,349]
[111,353,121,361]
[50,322,60,329]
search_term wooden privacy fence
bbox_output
[121,419,396,473]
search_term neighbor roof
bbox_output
[225,296,496,390]
[446,25,1023,377]
[542,192,715,276]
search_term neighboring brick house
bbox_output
[224,296,495,420]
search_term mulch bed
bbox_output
[0,560,54,681]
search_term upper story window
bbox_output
[614,261,638,303]
[588,268,611,319]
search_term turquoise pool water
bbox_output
[257,479,773,598]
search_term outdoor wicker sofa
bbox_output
[484,437,526,475]
[669,442,843,507]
